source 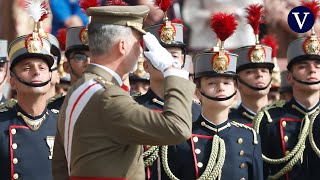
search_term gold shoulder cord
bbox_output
[253,100,319,179]
[162,135,226,180]
[143,145,160,167]
[308,108,320,158]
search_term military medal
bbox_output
[46,136,55,159]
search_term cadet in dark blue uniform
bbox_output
[229,5,274,126]
[0,3,58,178]
[0,40,8,103]
[253,2,320,179]
[161,13,263,180]
[134,5,201,180]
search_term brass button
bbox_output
[240,163,246,168]
[240,178,245,180]
[239,150,245,156]
[284,135,289,142]
[193,136,199,143]
[195,149,201,154]
[11,129,16,135]
[282,121,287,127]
[12,143,18,150]
[237,138,243,144]
[197,162,203,168]
[285,150,290,155]
[201,121,206,126]
[12,158,18,164]
[13,173,19,179]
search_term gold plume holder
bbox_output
[271,57,281,87]
[212,41,229,73]
[133,56,147,78]
[250,35,265,63]
[79,27,88,45]
[159,12,176,44]
[26,23,43,53]
[304,28,320,55]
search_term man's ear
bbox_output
[63,61,70,74]
[195,88,202,102]
[118,39,126,55]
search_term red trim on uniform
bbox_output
[279,118,301,180]
[245,123,252,127]
[151,110,163,113]
[66,82,99,161]
[9,126,29,180]
[70,177,127,180]
[191,134,214,178]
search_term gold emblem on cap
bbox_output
[249,45,266,63]
[304,35,320,55]
[25,33,43,53]
[79,27,88,45]
[159,21,176,44]
[211,52,229,73]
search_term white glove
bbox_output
[143,32,178,73]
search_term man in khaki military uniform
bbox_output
[52,5,195,180]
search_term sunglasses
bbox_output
[70,53,90,62]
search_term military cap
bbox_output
[8,34,54,70]
[86,5,150,34]
[193,50,238,79]
[279,70,292,93]
[0,40,8,63]
[232,45,274,72]
[287,36,320,70]
[145,23,184,49]
[65,26,89,59]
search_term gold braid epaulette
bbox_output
[143,145,159,167]
[162,135,225,180]
[94,77,115,89]
[253,100,319,179]
[230,121,258,144]
[0,99,17,113]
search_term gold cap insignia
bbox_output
[159,21,176,44]
[25,33,43,53]
[211,52,230,73]
[79,27,88,45]
[303,35,320,55]
[249,45,266,63]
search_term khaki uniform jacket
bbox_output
[52,64,195,180]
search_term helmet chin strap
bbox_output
[10,72,52,88]
[200,90,237,101]
[238,78,272,91]
[292,75,320,85]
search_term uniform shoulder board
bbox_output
[47,93,64,105]
[230,121,259,145]
[0,99,17,113]
[262,100,286,112]
[94,76,115,89]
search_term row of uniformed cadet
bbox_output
[0,1,319,180]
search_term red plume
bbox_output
[210,13,238,41]
[106,0,128,6]
[302,0,320,21]
[56,28,67,51]
[155,0,171,12]
[79,0,100,12]
[246,4,264,35]
[39,1,49,21]
[260,35,278,58]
